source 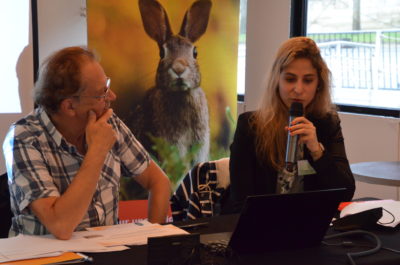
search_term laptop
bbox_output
[201,188,347,254]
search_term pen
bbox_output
[77,253,94,263]
[46,253,94,264]
[178,222,209,229]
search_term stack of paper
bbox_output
[83,221,189,247]
[0,221,188,263]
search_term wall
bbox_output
[243,0,400,200]
[37,0,87,66]
[0,1,34,174]
[339,113,400,199]
[0,0,87,175]
[244,0,291,112]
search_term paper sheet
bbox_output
[0,222,188,263]
[78,223,188,247]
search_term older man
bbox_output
[3,47,171,239]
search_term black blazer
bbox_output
[225,111,355,213]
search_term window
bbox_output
[306,0,400,116]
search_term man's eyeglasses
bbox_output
[74,77,111,100]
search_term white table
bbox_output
[350,161,400,186]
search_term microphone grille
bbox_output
[289,102,303,117]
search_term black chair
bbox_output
[0,172,12,238]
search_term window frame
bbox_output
[32,0,39,83]
[291,0,400,118]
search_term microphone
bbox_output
[285,102,303,172]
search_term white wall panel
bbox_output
[37,0,87,66]
[244,0,291,111]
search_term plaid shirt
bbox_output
[3,107,150,236]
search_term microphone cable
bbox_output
[323,230,381,265]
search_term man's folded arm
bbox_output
[134,160,171,224]
[30,146,109,240]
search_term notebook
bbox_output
[201,188,347,254]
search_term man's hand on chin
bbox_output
[85,109,116,155]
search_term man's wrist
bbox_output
[85,146,109,164]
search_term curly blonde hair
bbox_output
[251,36,336,170]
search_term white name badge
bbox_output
[297,160,316,176]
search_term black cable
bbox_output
[323,241,400,255]
[382,246,400,254]
[377,208,396,225]
[324,230,382,265]
[321,240,355,247]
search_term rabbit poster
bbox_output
[87,0,239,199]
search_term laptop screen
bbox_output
[228,188,347,253]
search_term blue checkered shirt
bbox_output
[3,107,150,236]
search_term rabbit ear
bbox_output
[138,0,173,47]
[179,0,212,43]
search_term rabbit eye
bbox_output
[159,48,165,59]
[193,47,198,59]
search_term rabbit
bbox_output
[132,0,212,165]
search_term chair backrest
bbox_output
[0,172,12,238]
